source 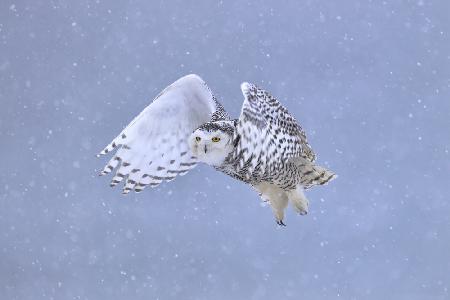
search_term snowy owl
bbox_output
[97,74,336,225]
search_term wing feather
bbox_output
[98,74,225,193]
[234,82,315,180]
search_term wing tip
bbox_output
[184,73,201,80]
[240,82,251,94]
[178,73,204,85]
[241,82,258,98]
[97,146,111,157]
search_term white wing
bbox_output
[233,82,315,180]
[97,74,223,194]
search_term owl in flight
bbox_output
[98,74,336,225]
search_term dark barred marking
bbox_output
[157,166,165,171]
[197,121,235,136]
[107,165,113,170]
[312,174,324,182]
[233,134,241,147]
[170,160,175,164]
[242,109,267,129]
[149,175,174,181]
[180,151,187,156]
[320,173,335,184]
[131,168,140,173]
[122,162,130,167]
[168,169,190,174]
[116,173,125,178]
[180,162,196,167]
[302,170,314,176]
[121,133,126,139]
[123,145,131,150]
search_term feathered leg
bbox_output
[286,185,309,215]
[255,182,289,226]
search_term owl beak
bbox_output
[204,145,207,153]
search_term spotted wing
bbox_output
[233,82,315,180]
[97,74,223,194]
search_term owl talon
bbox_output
[276,220,286,226]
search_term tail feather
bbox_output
[301,164,337,189]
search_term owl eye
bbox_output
[195,136,201,142]
[211,137,220,142]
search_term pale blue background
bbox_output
[1,1,449,299]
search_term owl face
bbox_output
[189,124,234,167]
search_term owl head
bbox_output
[189,121,235,167]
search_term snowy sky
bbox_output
[1,1,449,299]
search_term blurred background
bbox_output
[1,0,449,299]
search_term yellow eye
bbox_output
[212,137,220,142]
[195,136,201,142]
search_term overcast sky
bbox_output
[1,1,449,299]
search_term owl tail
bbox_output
[299,161,337,189]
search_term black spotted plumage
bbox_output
[212,82,331,191]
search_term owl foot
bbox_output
[276,220,286,226]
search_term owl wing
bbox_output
[97,74,226,194]
[233,82,316,180]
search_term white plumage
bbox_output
[98,74,336,225]
[98,75,218,193]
